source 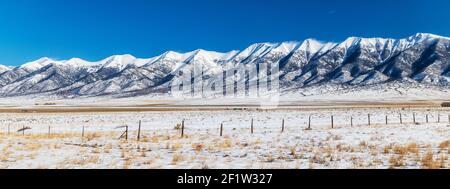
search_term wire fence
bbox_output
[1,109,449,141]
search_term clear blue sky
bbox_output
[1,0,450,66]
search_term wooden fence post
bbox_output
[399,113,403,124]
[413,113,416,124]
[368,114,371,126]
[281,119,285,133]
[331,116,334,129]
[181,120,185,138]
[426,114,429,123]
[385,115,388,125]
[220,123,223,137]
[307,115,311,130]
[117,125,129,140]
[125,126,128,141]
[350,116,353,127]
[137,120,141,141]
[251,118,254,134]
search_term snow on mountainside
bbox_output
[0,33,448,99]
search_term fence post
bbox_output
[437,114,440,123]
[181,120,185,138]
[368,114,371,126]
[137,120,141,141]
[281,119,285,133]
[251,118,254,134]
[307,115,311,130]
[413,113,416,124]
[125,126,128,141]
[385,115,388,125]
[350,116,353,127]
[426,114,429,123]
[330,116,333,129]
[399,113,403,124]
[220,123,223,137]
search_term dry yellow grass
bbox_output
[103,144,112,153]
[289,146,296,157]
[383,144,392,154]
[66,155,100,166]
[219,139,232,149]
[336,143,351,152]
[174,124,182,130]
[192,143,205,153]
[172,142,183,151]
[142,159,154,166]
[406,143,420,155]
[389,155,405,168]
[420,150,445,169]
[16,143,42,151]
[439,140,449,150]
[150,136,159,143]
[123,159,131,169]
[139,136,150,143]
[22,133,79,140]
[392,143,419,156]
[84,133,101,141]
[172,153,184,165]
[140,150,146,157]
[120,149,127,159]
[359,141,368,148]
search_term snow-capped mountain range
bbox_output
[0,33,449,98]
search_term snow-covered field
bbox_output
[0,108,448,169]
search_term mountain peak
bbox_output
[191,49,238,60]
[340,37,362,48]
[0,65,12,72]
[298,39,337,54]
[162,51,196,61]
[99,54,137,69]
[235,42,276,61]
[19,57,56,70]
[64,58,90,66]
[107,54,136,60]
[37,57,52,61]
[299,39,324,51]
[412,33,447,39]
[272,41,300,53]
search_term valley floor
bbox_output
[0,107,449,169]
